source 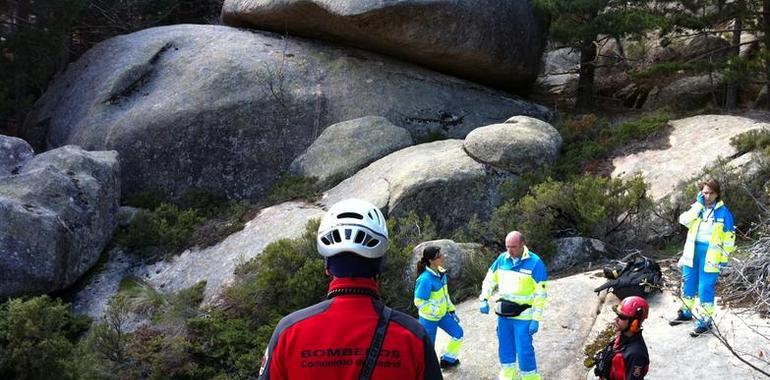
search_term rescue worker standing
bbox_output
[414,246,463,368]
[593,296,650,380]
[258,198,443,380]
[670,179,736,337]
[479,231,548,380]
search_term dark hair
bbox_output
[416,246,441,274]
[700,178,721,198]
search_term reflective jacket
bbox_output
[258,277,443,380]
[414,267,455,322]
[479,247,548,321]
[678,200,736,273]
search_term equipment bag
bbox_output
[494,300,531,317]
[594,253,663,299]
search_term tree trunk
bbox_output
[764,0,770,109]
[576,37,598,111]
[725,3,742,110]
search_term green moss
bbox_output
[584,324,616,368]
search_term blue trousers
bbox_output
[682,242,719,304]
[497,317,537,373]
[419,314,463,361]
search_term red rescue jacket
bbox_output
[258,277,443,379]
[607,332,649,380]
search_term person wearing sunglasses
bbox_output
[593,296,650,380]
[414,246,463,369]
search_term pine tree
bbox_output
[534,0,669,111]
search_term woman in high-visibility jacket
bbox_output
[670,179,735,337]
[414,246,463,368]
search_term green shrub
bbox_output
[613,111,670,145]
[676,157,770,237]
[451,247,497,302]
[0,296,93,380]
[491,174,651,259]
[553,112,671,177]
[266,175,321,203]
[124,190,168,210]
[730,129,770,155]
[115,203,205,256]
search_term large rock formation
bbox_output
[463,116,562,174]
[407,239,486,283]
[612,115,768,200]
[321,140,518,233]
[0,145,120,297]
[289,116,412,186]
[221,0,547,90]
[24,24,549,201]
[643,73,725,111]
[0,135,34,176]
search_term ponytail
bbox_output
[417,246,441,274]
[416,259,428,274]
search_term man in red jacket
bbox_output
[258,198,443,380]
[594,296,650,380]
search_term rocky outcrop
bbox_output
[0,135,34,176]
[24,25,549,201]
[137,201,324,302]
[552,237,610,272]
[220,0,547,90]
[321,140,518,233]
[0,145,120,298]
[643,73,725,111]
[463,116,562,174]
[536,47,579,96]
[289,116,412,186]
[407,239,485,283]
[612,115,768,200]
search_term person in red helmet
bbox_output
[593,296,650,380]
[257,198,443,380]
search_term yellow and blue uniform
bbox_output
[480,246,547,380]
[414,266,463,364]
[678,199,735,327]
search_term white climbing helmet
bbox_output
[317,198,389,259]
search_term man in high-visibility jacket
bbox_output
[479,231,548,380]
[670,179,736,337]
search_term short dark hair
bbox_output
[700,178,721,197]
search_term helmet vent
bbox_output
[332,230,341,243]
[344,229,352,240]
[320,236,331,245]
[366,238,380,247]
[354,230,365,244]
[338,212,363,220]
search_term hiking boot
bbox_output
[690,323,711,337]
[440,358,460,369]
[668,310,693,326]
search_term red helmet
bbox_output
[615,296,649,321]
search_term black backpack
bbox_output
[594,253,663,299]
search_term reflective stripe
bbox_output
[679,201,735,273]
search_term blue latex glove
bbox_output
[450,311,460,323]
[480,300,490,314]
[529,320,539,335]
[696,192,705,205]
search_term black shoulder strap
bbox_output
[359,302,393,380]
